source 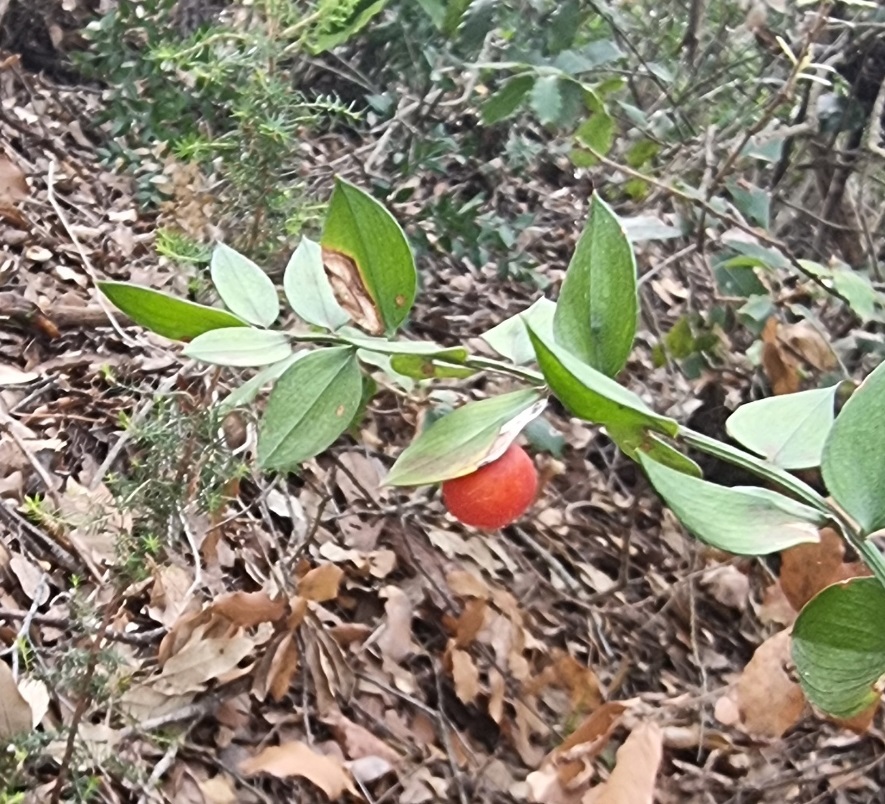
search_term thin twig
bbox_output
[10,576,47,680]
[49,596,117,804]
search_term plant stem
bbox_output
[461,355,545,385]
[679,426,885,589]
[678,427,828,512]
[283,332,546,385]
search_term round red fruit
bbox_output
[441,443,538,530]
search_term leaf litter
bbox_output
[0,17,881,804]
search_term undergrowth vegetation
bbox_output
[3,0,885,801]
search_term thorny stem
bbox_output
[679,426,885,589]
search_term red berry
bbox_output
[441,444,538,530]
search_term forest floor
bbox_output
[0,27,884,804]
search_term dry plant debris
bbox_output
[0,10,884,804]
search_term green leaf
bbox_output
[527,322,677,437]
[283,238,350,331]
[573,111,614,160]
[530,74,563,127]
[481,297,556,365]
[831,268,885,324]
[220,352,306,411]
[210,243,280,327]
[258,347,362,470]
[482,75,535,124]
[356,350,415,392]
[553,192,638,377]
[726,385,840,470]
[389,355,477,380]
[522,416,565,457]
[620,215,682,242]
[726,180,770,228]
[638,453,825,555]
[386,389,545,486]
[98,281,246,341]
[182,328,292,367]
[823,360,885,534]
[322,178,417,335]
[608,426,701,477]
[792,577,885,718]
[308,0,388,52]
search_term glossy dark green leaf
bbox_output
[639,453,825,555]
[322,178,417,334]
[553,192,637,377]
[822,360,885,534]
[792,577,885,718]
[258,347,362,470]
[527,322,677,436]
[98,281,246,341]
[210,243,279,327]
[386,389,544,486]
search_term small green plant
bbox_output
[108,395,247,581]
[84,0,365,259]
[100,177,885,722]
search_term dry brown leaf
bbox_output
[583,722,663,804]
[526,767,586,804]
[298,564,344,602]
[556,702,628,760]
[701,564,750,611]
[757,580,797,626]
[0,155,28,205]
[0,660,33,739]
[447,569,492,599]
[211,590,287,627]
[157,635,256,694]
[450,648,481,704]
[527,649,603,713]
[455,597,487,648]
[239,740,357,798]
[377,586,414,662]
[148,564,193,628]
[732,629,806,737]
[198,775,238,804]
[253,632,299,702]
[323,710,402,764]
[780,528,870,612]
[323,247,384,335]
[779,321,836,372]
[761,318,799,395]
[8,554,49,604]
